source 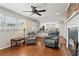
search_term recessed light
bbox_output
[56,12,60,15]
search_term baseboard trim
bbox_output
[0,45,11,50]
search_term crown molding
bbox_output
[65,3,70,11]
[64,11,79,23]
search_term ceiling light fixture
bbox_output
[56,12,60,15]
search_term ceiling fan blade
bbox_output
[24,11,32,12]
[37,10,46,12]
[31,5,37,12]
[35,12,41,16]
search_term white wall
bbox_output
[64,13,79,47]
[0,7,39,50]
[40,21,65,36]
[59,22,65,37]
[40,22,58,28]
[40,22,59,31]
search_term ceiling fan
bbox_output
[24,6,46,16]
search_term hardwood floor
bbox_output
[0,37,71,56]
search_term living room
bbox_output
[0,3,79,56]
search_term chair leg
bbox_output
[15,41,18,48]
[24,39,26,45]
[11,40,13,47]
[18,41,20,45]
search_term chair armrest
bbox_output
[54,37,59,44]
[44,36,51,39]
[44,36,53,44]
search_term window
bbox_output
[6,16,18,30]
[0,14,25,31]
[19,20,25,27]
[0,15,4,30]
[18,20,26,30]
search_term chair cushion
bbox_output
[28,35,34,38]
[45,39,55,44]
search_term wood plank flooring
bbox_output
[0,37,71,56]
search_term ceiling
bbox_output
[0,3,69,23]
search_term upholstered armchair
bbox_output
[26,32,36,44]
[44,31,59,48]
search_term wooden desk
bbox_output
[11,37,25,47]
